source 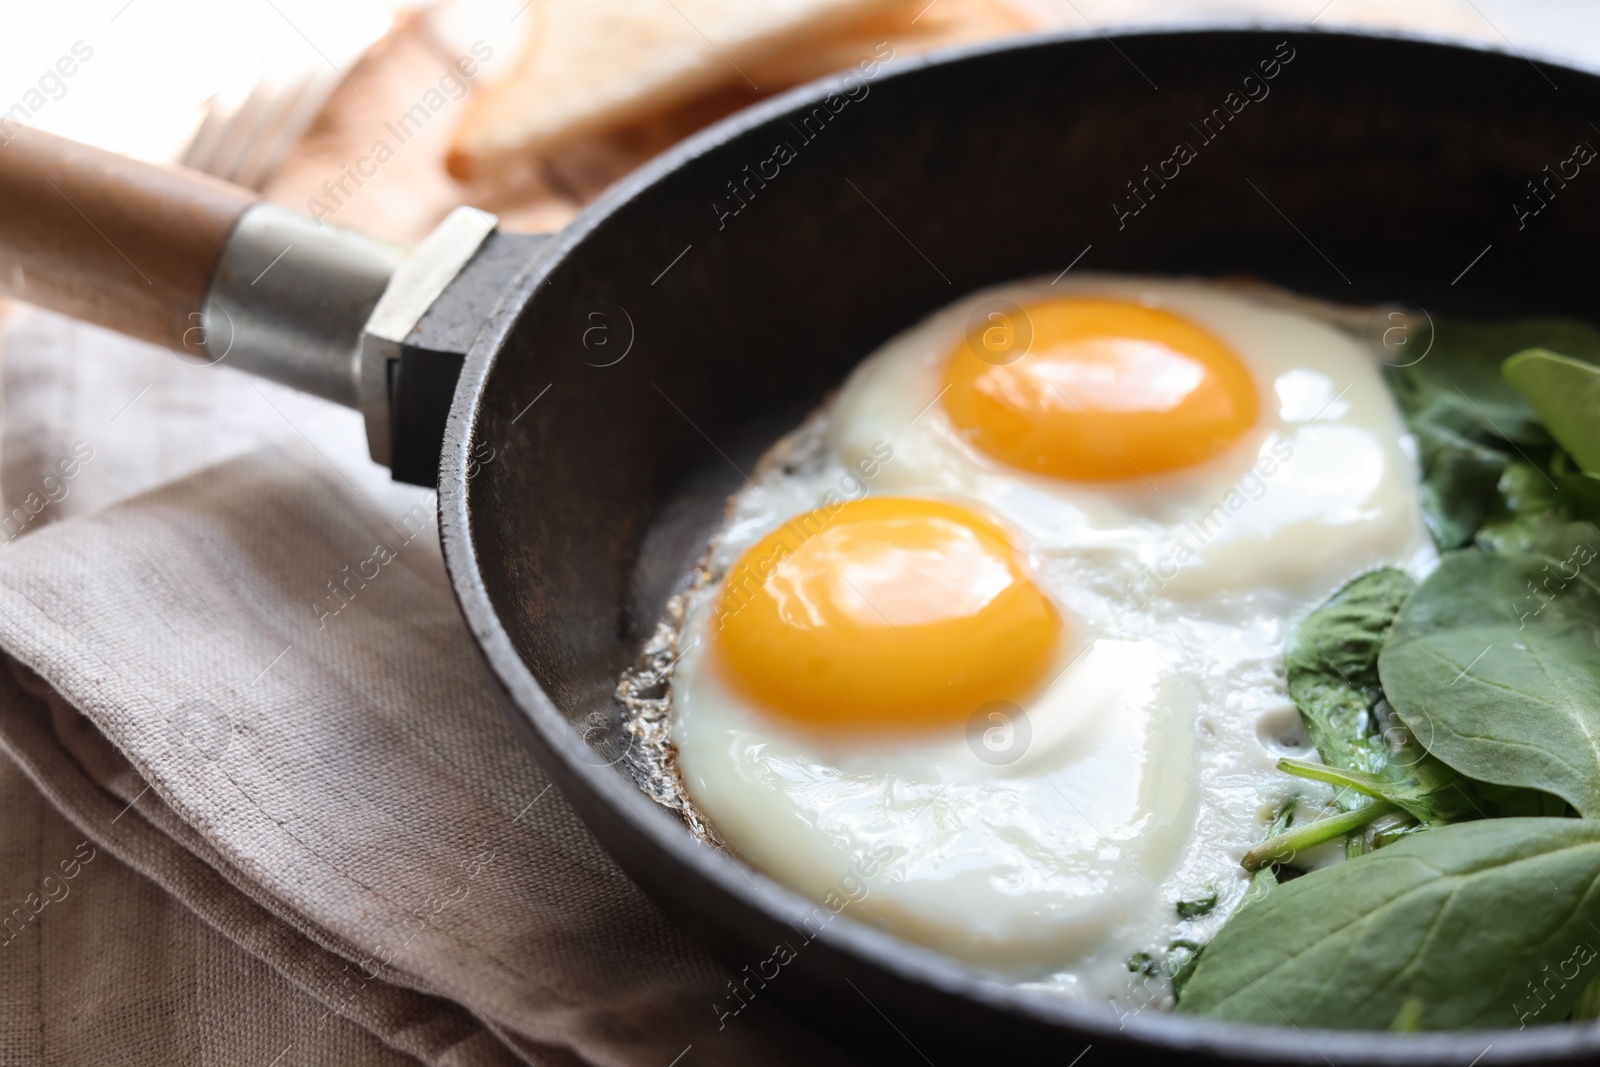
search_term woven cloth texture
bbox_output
[0,311,865,1067]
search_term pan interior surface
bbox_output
[444,26,1600,1066]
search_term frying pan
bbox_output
[3,23,1599,1066]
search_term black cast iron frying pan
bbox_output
[3,23,1597,1066]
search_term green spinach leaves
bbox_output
[1383,316,1600,548]
[1283,568,1412,775]
[1178,316,1600,1031]
[1504,349,1600,475]
[1380,526,1600,816]
[1179,819,1600,1030]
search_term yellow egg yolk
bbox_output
[712,497,1063,732]
[941,296,1259,481]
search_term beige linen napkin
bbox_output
[0,309,868,1067]
[0,747,422,1067]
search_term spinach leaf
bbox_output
[1167,940,1204,1000]
[1265,794,1297,838]
[1473,780,1570,819]
[1277,757,1477,824]
[1285,568,1414,775]
[1388,316,1600,445]
[1573,976,1600,1021]
[1256,570,1436,866]
[1269,563,1553,868]
[1177,818,1600,1030]
[1390,999,1426,1032]
[1379,526,1600,816]
[1385,316,1600,548]
[1407,402,1515,549]
[1242,800,1397,872]
[1277,754,1556,824]
[1504,349,1600,475]
[1549,450,1600,519]
[1476,459,1573,553]
[1176,888,1218,919]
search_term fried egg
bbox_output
[829,274,1428,601]
[666,275,1433,1000]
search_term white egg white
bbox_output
[667,275,1434,1009]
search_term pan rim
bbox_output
[439,21,1600,1061]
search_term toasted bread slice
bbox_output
[744,0,1033,88]
[447,0,913,180]
[449,0,1033,192]
[536,0,1032,201]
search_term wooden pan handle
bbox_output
[0,126,257,352]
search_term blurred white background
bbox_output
[0,0,406,159]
